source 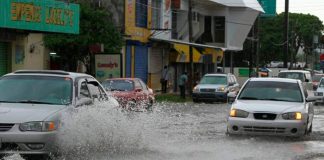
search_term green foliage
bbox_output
[258,13,324,65]
[43,1,123,72]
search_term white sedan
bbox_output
[226,78,317,137]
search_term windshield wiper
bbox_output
[0,100,19,103]
[239,97,259,100]
[261,98,292,102]
[18,100,58,105]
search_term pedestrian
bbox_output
[161,65,169,93]
[178,71,188,99]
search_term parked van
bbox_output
[278,70,313,91]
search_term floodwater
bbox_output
[3,102,324,160]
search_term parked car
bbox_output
[0,70,118,156]
[192,73,240,102]
[314,77,324,104]
[312,74,324,90]
[278,70,313,91]
[102,78,155,111]
[226,78,316,137]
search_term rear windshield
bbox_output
[278,72,305,82]
[102,80,134,91]
[0,75,72,105]
[200,76,227,85]
[238,81,303,103]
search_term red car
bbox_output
[102,78,155,111]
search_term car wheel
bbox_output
[193,98,200,103]
[126,100,137,111]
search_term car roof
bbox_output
[104,78,140,81]
[4,70,94,80]
[279,70,310,73]
[249,77,300,83]
[204,73,232,76]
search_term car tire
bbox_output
[193,98,200,103]
[126,100,137,111]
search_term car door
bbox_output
[138,79,150,103]
[86,79,109,102]
[303,84,314,127]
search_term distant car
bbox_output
[278,70,313,91]
[226,78,316,137]
[192,73,240,102]
[102,78,155,111]
[314,77,324,104]
[312,74,324,90]
[0,70,118,156]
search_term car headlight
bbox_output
[19,121,57,132]
[282,112,302,120]
[217,87,226,92]
[230,109,249,118]
[193,86,199,92]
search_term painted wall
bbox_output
[11,33,49,71]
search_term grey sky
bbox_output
[277,0,324,22]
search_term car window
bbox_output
[200,76,227,85]
[238,81,303,102]
[134,80,143,89]
[102,80,134,91]
[139,79,148,91]
[278,72,305,82]
[232,76,237,84]
[305,73,312,81]
[0,75,72,105]
[319,79,324,87]
[80,81,91,98]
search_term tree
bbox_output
[258,13,323,67]
[44,1,123,73]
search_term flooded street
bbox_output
[4,102,324,160]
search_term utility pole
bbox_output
[188,0,194,95]
[283,0,289,68]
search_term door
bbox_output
[134,45,148,83]
[0,42,8,76]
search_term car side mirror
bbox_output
[76,97,93,107]
[305,79,309,82]
[148,88,154,94]
[227,92,237,104]
[306,96,320,102]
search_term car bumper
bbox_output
[192,92,227,101]
[0,125,58,155]
[227,117,307,137]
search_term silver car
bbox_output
[314,77,324,104]
[227,78,316,137]
[0,70,118,156]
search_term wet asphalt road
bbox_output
[4,102,324,160]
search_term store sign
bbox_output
[257,0,276,17]
[0,0,80,34]
[95,54,121,82]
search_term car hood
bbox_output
[0,103,67,123]
[232,100,305,114]
[197,84,226,89]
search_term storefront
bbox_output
[0,0,80,75]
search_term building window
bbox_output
[214,16,225,43]
[136,0,148,28]
[151,0,161,29]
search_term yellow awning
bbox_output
[202,48,224,63]
[173,44,202,63]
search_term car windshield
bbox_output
[278,72,305,81]
[102,80,134,91]
[200,76,227,85]
[0,75,72,105]
[238,81,303,102]
[313,75,324,82]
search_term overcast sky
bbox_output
[276,0,324,22]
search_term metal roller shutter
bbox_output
[135,45,148,83]
[0,42,8,76]
[125,45,132,78]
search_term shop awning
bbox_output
[173,43,202,63]
[202,48,224,63]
